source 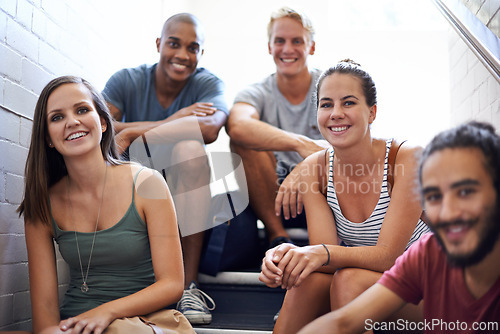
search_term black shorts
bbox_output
[275,158,307,229]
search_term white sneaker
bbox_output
[176,281,216,325]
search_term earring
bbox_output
[102,126,106,131]
[48,142,54,148]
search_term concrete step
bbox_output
[195,271,284,332]
[193,227,308,332]
[195,329,272,334]
[199,272,264,286]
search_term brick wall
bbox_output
[448,30,500,127]
[461,0,500,37]
[449,1,500,128]
[0,0,165,330]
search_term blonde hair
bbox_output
[267,6,315,43]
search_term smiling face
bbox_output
[316,73,376,148]
[268,17,315,78]
[156,21,203,85]
[422,148,500,267]
[46,83,105,158]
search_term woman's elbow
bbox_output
[167,280,185,305]
[173,283,184,302]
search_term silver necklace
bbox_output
[67,165,108,293]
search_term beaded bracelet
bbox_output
[320,243,330,266]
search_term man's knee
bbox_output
[229,140,257,161]
[172,140,206,159]
[167,140,210,191]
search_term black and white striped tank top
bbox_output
[326,139,430,249]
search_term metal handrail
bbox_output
[432,0,500,83]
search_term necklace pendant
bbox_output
[81,282,89,293]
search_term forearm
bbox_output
[29,266,61,332]
[32,302,61,334]
[316,243,399,273]
[196,110,227,144]
[303,182,406,272]
[97,278,183,320]
[113,119,163,134]
[128,112,223,145]
[25,222,61,333]
[298,308,364,334]
[299,283,407,334]
[139,115,206,145]
[229,118,304,152]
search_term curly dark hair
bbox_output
[419,121,500,203]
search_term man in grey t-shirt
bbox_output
[227,7,328,247]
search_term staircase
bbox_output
[194,271,284,333]
[193,228,309,333]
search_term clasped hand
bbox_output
[177,102,217,117]
[259,243,325,290]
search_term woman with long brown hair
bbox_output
[19,76,190,333]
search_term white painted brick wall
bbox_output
[0,0,164,330]
[13,291,31,323]
[461,0,500,37]
[7,17,39,61]
[0,295,15,328]
[0,44,22,81]
[0,110,21,142]
[0,202,25,235]
[0,78,4,107]
[21,58,53,95]
[0,10,7,40]
[4,80,38,119]
[448,26,500,129]
[0,179,6,203]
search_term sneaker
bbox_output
[274,308,280,322]
[177,281,216,325]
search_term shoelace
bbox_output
[178,287,216,311]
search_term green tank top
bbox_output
[51,168,155,319]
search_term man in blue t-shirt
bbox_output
[102,13,227,325]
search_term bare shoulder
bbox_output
[47,177,68,214]
[131,165,170,200]
[301,149,329,184]
[395,139,423,165]
[303,148,328,166]
[391,140,423,184]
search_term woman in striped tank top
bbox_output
[260,60,430,333]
